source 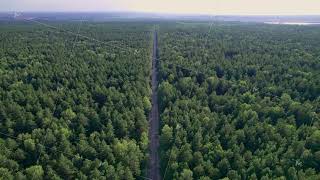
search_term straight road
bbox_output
[147,30,160,180]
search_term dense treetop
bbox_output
[0,20,319,180]
[0,21,153,179]
[158,22,320,179]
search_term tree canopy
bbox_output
[158,22,320,179]
[0,21,154,179]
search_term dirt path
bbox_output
[147,30,160,180]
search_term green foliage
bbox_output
[25,165,44,180]
[143,96,152,113]
[0,168,13,180]
[160,125,173,148]
[0,21,153,179]
[1,20,320,179]
[158,81,177,111]
[179,169,193,180]
[158,22,320,179]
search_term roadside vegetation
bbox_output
[0,20,319,179]
[158,22,320,179]
[0,21,153,179]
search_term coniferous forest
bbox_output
[158,22,320,179]
[0,21,153,179]
[0,20,319,180]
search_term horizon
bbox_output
[1,0,320,16]
[2,11,320,17]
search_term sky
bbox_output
[1,0,320,15]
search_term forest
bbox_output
[0,21,154,179]
[0,19,319,180]
[158,22,320,179]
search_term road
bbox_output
[147,30,160,180]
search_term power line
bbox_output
[71,17,84,53]
[24,18,125,49]
[162,149,172,180]
[162,124,180,180]
[161,2,219,179]
[137,175,152,180]
[35,16,88,164]
[0,17,153,180]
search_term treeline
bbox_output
[158,22,320,179]
[0,21,153,179]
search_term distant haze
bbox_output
[1,0,320,15]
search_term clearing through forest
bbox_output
[147,29,160,180]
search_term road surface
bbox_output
[147,30,160,180]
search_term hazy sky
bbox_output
[1,0,320,15]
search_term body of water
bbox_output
[264,22,320,25]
